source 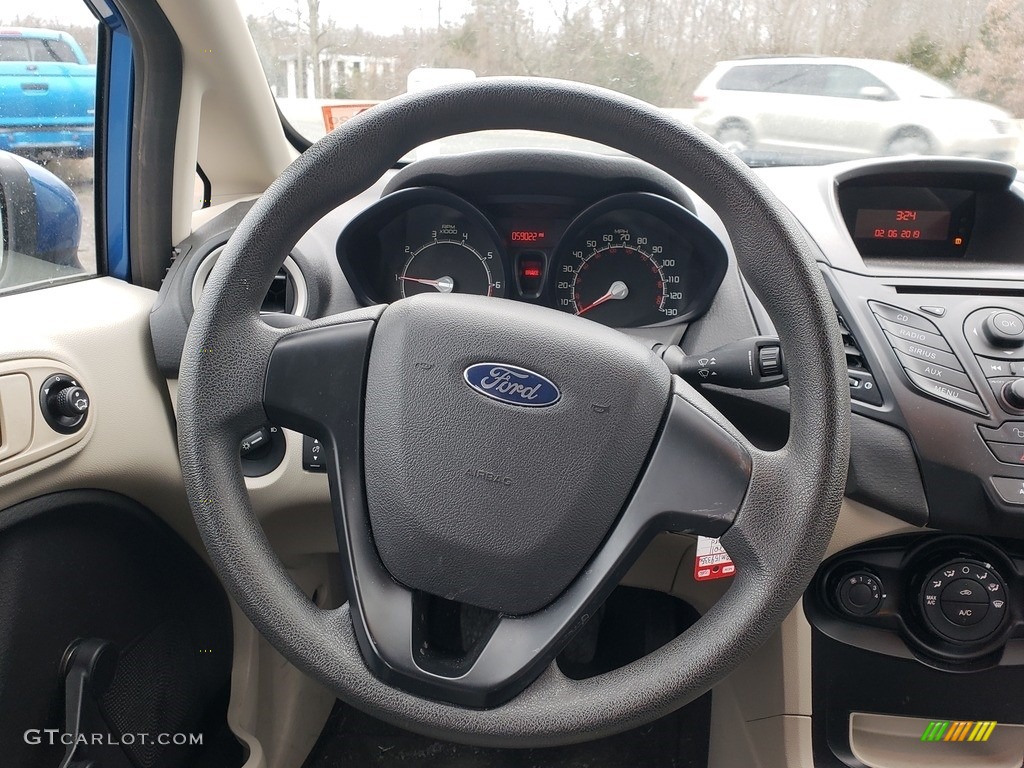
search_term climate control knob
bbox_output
[835,571,884,617]
[921,560,1007,643]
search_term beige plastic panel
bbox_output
[706,499,923,768]
[154,0,296,243]
[0,362,91,473]
[850,712,1024,768]
[0,277,203,551]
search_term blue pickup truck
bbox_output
[0,28,95,159]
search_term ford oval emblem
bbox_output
[463,363,561,408]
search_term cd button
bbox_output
[869,302,940,333]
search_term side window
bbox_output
[0,7,98,296]
[719,64,828,96]
[825,66,895,99]
[27,38,79,64]
[0,39,30,62]
[775,65,829,96]
[718,65,783,92]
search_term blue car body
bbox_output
[0,28,96,159]
[0,149,82,273]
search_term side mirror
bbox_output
[858,85,893,101]
[0,150,83,291]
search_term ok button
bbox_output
[995,313,1024,335]
[984,311,1024,348]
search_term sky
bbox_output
[8,0,561,35]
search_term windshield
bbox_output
[242,0,1022,168]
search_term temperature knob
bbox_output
[921,560,1007,643]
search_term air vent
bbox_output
[191,246,308,317]
[837,310,871,374]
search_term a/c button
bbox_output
[990,476,1024,505]
[941,600,988,626]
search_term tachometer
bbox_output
[399,229,500,298]
[336,187,507,303]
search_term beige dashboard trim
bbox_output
[0,361,92,475]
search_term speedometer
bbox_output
[552,193,727,327]
[558,236,681,326]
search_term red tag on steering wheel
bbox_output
[694,536,736,581]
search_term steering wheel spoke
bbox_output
[325,368,756,708]
[262,309,383,438]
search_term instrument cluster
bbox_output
[336,186,729,328]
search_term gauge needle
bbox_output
[575,280,629,316]
[400,275,455,293]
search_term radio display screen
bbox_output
[840,186,975,258]
[853,209,952,242]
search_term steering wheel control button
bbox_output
[848,371,882,406]
[239,424,285,478]
[921,560,1007,642]
[984,311,1024,347]
[836,572,884,617]
[904,371,986,415]
[965,308,1024,360]
[877,318,953,353]
[869,302,940,334]
[302,435,327,472]
[990,476,1024,505]
[40,374,89,434]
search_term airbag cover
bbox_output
[364,294,670,615]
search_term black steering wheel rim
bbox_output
[177,77,850,747]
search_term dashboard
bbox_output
[150,149,1024,768]
[335,156,729,328]
[337,186,727,328]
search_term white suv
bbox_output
[693,57,1018,163]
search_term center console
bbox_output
[762,157,1024,768]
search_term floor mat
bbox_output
[301,692,712,768]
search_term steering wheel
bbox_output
[177,78,849,747]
